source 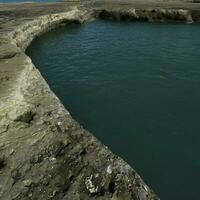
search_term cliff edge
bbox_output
[1,1,200,199]
[0,3,159,200]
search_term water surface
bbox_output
[27,20,200,200]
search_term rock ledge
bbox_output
[1,1,200,199]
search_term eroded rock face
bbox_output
[97,8,194,22]
[94,0,200,22]
[1,1,200,199]
[0,52,158,199]
[0,4,159,199]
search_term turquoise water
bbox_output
[27,20,200,200]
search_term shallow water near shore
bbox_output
[27,20,200,200]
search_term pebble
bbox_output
[107,164,112,174]
[23,179,32,187]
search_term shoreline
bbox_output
[0,1,200,199]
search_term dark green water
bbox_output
[27,20,200,200]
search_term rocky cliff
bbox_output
[0,1,200,199]
[0,3,159,200]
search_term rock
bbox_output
[85,175,99,194]
[14,110,35,124]
[30,154,43,164]
[0,44,20,60]
[23,179,32,187]
[3,0,200,199]
[107,164,113,174]
[11,169,21,184]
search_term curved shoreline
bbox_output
[0,1,200,199]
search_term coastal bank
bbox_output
[0,1,200,199]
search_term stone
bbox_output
[23,179,32,187]
[107,164,113,174]
[0,44,20,60]
[85,175,99,194]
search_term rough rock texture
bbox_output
[94,0,200,22]
[97,8,193,22]
[0,3,159,200]
[1,1,200,200]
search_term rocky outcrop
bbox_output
[97,8,194,22]
[0,50,157,200]
[94,0,200,22]
[1,1,200,199]
[2,8,92,50]
[0,3,159,200]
